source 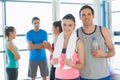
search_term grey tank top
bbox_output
[77,25,109,79]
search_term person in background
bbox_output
[4,26,20,80]
[26,16,49,80]
[50,20,62,80]
[52,14,85,80]
[77,5,115,80]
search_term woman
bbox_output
[52,14,85,80]
[4,26,20,80]
[50,20,62,80]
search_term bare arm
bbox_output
[7,41,20,60]
[42,41,53,53]
[64,39,85,69]
[27,41,44,49]
[102,27,115,58]
[92,27,115,58]
[73,39,85,69]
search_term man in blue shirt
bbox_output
[26,16,49,80]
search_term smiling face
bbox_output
[62,19,75,35]
[80,8,94,27]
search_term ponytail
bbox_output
[4,26,15,38]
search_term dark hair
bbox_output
[79,5,94,16]
[53,21,62,33]
[4,26,15,38]
[32,16,40,24]
[62,14,75,23]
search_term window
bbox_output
[112,13,120,31]
[111,0,120,73]
[6,2,52,34]
[0,1,2,35]
[0,53,5,80]
[0,1,5,80]
[60,0,93,4]
[112,0,120,12]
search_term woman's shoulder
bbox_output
[76,37,83,43]
[7,41,15,49]
[76,38,84,48]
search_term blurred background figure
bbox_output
[26,17,49,80]
[4,26,20,80]
[50,20,62,80]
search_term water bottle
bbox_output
[92,36,99,50]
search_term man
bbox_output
[77,5,115,80]
[26,17,49,80]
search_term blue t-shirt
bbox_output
[26,29,48,61]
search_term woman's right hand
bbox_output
[51,58,58,65]
[15,53,20,60]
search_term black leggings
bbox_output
[50,65,56,80]
[6,68,18,80]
